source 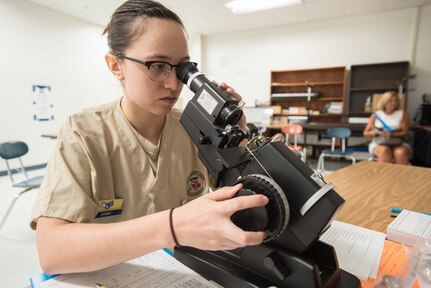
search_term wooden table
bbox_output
[324,161,431,233]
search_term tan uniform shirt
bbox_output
[30,99,209,229]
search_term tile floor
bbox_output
[0,158,354,287]
[0,168,44,288]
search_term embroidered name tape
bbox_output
[95,199,123,218]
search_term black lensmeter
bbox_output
[174,62,360,288]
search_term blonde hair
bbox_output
[376,91,400,111]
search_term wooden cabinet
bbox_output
[270,67,347,124]
[346,61,409,118]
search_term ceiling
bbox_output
[27,0,431,35]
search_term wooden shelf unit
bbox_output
[270,67,347,123]
[272,81,344,87]
[346,61,409,117]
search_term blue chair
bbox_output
[0,141,44,229]
[317,128,356,170]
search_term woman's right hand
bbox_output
[173,184,268,251]
[375,130,384,137]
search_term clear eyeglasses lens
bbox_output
[149,63,172,82]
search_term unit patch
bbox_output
[186,170,206,196]
[96,199,123,218]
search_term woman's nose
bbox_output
[164,69,181,90]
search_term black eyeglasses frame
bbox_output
[116,54,197,82]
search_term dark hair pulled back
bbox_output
[102,0,184,56]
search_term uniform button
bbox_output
[148,193,155,201]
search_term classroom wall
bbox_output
[412,5,431,120]
[0,0,120,171]
[1,1,430,171]
[201,6,431,120]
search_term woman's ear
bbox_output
[105,54,124,80]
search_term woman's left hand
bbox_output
[220,82,246,130]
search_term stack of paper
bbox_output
[320,220,386,280]
[387,210,431,247]
[327,102,343,114]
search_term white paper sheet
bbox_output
[320,220,386,280]
[40,249,218,288]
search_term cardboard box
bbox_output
[288,106,307,115]
[271,105,282,115]
[271,116,288,125]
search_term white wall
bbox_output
[411,5,431,120]
[177,32,202,109]
[201,7,431,119]
[0,0,121,171]
[1,1,430,171]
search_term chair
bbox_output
[317,127,356,170]
[0,141,44,229]
[281,124,307,161]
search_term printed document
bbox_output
[320,220,385,280]
[39,249,218,288]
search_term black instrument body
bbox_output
[175,63,360,287]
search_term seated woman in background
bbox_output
[363,91,411,164]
